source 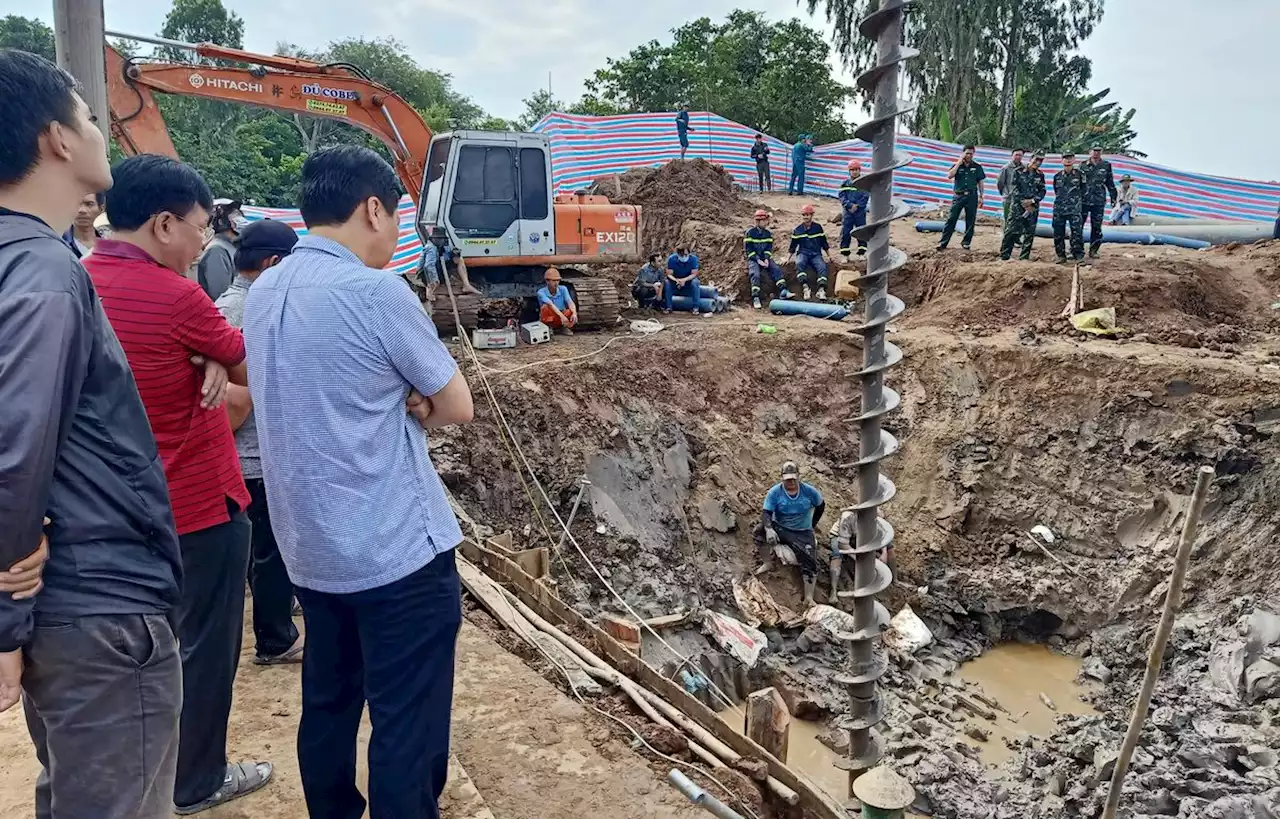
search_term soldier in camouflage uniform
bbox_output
[1052,152,1087,263]
[937,145,986,251]
[1080,145,1118,258]
[999,152,1046,261]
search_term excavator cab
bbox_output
[415,130,637,335]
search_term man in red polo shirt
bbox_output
[84,154,272,815]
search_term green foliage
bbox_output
[581,11,852,143]
[0,15,55,60]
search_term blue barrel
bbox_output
[768,299,849,320]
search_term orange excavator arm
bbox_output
[105,36,430,203]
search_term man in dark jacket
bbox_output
[1081,146,1118,258]
[937,145,986,250]
[0,49,184,819]
[838,160,870,258]
[996,148,1025,225]
[1053,152,1088,263]
[750,134,771,191]
[1000,152,1046,261]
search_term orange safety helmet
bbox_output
[801,204,816,215]
[753,209,769,220]
[544,267,561,282]
[848,159,863,171]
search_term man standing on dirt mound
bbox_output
[754,462,826,607]
[937,145,986,251]
[744,209,789,308]
[1052,152,1088,264]
[1080,146,1118,259]
[1000,152,1046,261]
[787,204,832,301]
[243,145,475,819]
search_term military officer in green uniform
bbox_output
[1052,152,1087,263]
[999,152,1046,261]
[937,144,986,251]
[1080,145,1118,258]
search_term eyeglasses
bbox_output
[167,212,213,242]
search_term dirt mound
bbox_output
[589,159,753,257]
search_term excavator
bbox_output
[103,32,639,335]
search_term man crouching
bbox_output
[753,461,825,607]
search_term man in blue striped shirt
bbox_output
[242,145,474,819]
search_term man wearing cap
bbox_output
[1081,146,1118,258]
[1111,175,1139,226]
[750,134,772,192]
[754,462,826,607]
[787,205,832,301]
[937,145,986,251]
[788,135,814,196]
[838,161,870,258]
[664,245,702,313]
[996,148,1025,225]
[999,152,1046,261]
[215,219,305,667]
[744,210,789,309]
[199,198,248,300]
[1052,152,1087,263]
[537,267,577,334]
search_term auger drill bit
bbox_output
[834,0,916,809]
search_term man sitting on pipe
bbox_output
[754,461,826,607]
[662,244,701,314]
[786,204,833,301]
[537,267,577,335]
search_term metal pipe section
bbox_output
[913,220,1210,249]
[105,30,198,52]
[667,770,747,819]
[555,477,590,553]
[913,219,1264,246]
[837,0,915,806]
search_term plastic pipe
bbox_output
[913,220,1210,249]
[697,285,720,300]
[768,299,849,320]
[669,295,722,313]
[668,770,746,819]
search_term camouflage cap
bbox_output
[1033,151,1046,159]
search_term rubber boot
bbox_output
[856,246,867,257]
[828,557,842,604]
[802,576,817,608]
[817,287,826,301]
[802,284,812,300]
[752,297,762,309]
[754,556,774,576]
[779,288,793,300]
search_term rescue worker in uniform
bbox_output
[1080,146,1118,258]
[999,152,1046,261]
[750,134,772,192]
[786,204,832,301]
[788,135,814,196]
[744,209,789,309]
[1052,152,1088,264]
[937,145,986,251]
[838,160,869,258]
[676,105,694,160]
[754,462,826,608]
[996,148,1025,225]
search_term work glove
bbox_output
[764,526,779,546]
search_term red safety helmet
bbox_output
[753,209,769,220]
[801,204,816,215]
[848,160,863,171]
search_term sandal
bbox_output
[174,761,273,815]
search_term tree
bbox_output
[516,89,564,130]
[0,15,55,60]
[584,11,852,143]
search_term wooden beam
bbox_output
[745,688,791,764]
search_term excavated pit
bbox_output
[434,172,1280,817]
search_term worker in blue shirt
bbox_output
[676,105,694,161]
[744,209,790,309]
[838,160,870,258]
[663,245,701,313]
[536,267,577,335]
[753,461,826,607]
[788,135,815,195]
[787,204,833,301]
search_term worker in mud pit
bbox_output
[838,160,870,258]
[786,204,832,301]
[631,253,664,308]
[827,509,894,604]
[745,209,789,309]
[537,267,577,335]
[754,462,826,607]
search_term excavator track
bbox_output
[429,292,482,338]
[566,277,622,330]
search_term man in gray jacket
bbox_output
[996,148,1025,225]
[0,50,185,818]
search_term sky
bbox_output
[11,0,1280,181]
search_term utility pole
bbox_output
[52,0,109,140]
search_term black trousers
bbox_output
[939,192,978,248]
[295,549,462,819]
[753,522,819,580]
[756,160,771,191]
[23,613,182,819]
[174,502,252,808]
[245,478,299,658]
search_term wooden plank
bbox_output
[488,530,514,551]
[641,611,689,630]
[512,546,548,579]
[457,538,844,819]
[745,687,791,763]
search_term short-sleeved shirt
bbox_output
[952,161,986,196]
[537,285,573,312]
[214,274,261,479]
[667,253,700,278]
[635,263,663,285]
[676,111,690,134]
[86,240,250,536]
[763,481,824,532]
[243,235,462,594]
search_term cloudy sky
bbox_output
[13,0,1280,181]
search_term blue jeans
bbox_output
[788,164,806,195]
[295,550,462,819]
[840,209,867,252]
[1113,203,1133,225]
[663,276,701,310]
[748,258,786,296]
[794,253,828,287]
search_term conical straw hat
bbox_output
[851,765,915,810]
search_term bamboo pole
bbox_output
[1101,465,1214,819]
